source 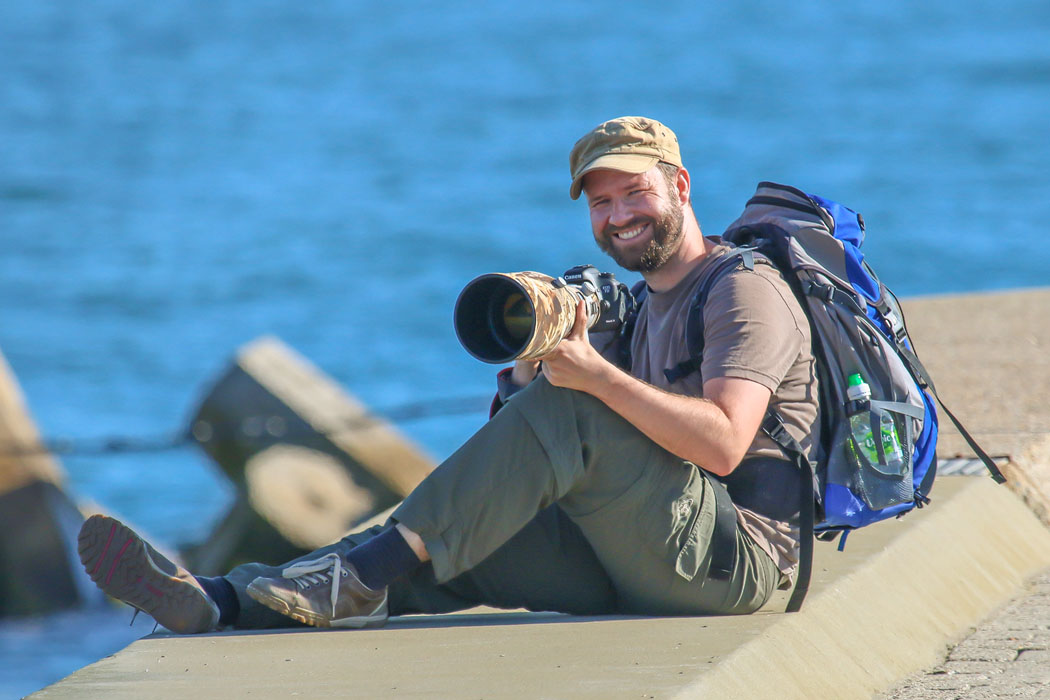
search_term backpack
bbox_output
[623,181,1006,612]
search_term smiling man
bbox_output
[79,116,818,633]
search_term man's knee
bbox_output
[509,377,633,439]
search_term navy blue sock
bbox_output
[195,575,240,626]
[345,527,422,591]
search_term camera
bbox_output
[453,264,635,364]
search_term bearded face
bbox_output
[594,181,686,273]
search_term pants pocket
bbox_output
[634,460,716,581]
[671,465,716,581]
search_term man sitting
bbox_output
[79,116,818,632]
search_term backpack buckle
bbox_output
[882,308,904,337]
[802,281,836,304]
[875,300,909,344]
[761,412,793,449]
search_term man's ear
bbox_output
[676,166,691,206]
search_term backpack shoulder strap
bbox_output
[617,280,649,370]
[663,246,759,384]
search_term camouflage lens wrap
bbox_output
[453,271,586,364]
[503,271,583,361]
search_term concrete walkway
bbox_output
[878,568,1050,700]
[32,287,1050,699]
[875,287,1050,700]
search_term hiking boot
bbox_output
[246,552,388,629]
[78,514,219,634]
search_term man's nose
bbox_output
[608,198,634,226]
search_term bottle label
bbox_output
[848,412,905,475]
[845,399,912,510]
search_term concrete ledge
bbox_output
[34,476,1050,699]
[682,475,1050,699]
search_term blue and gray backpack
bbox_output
[628,182,1006,612]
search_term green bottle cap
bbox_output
[848,373,864,387]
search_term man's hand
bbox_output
[540,299,615,394]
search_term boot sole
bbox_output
[78,514,217,634]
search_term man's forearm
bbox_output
[586,365,743,476]
[534,299,766,474]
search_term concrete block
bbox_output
[185,337,436,573]
[0,346,86,617]
[0,479,83,616]
[0,346,64,493]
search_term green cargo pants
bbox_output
[226,377,780,628]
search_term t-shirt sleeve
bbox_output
[699,267,805,392]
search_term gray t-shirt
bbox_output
[628,238,819,583]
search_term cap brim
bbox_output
[569,153,660,199]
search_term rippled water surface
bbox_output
[2,1,1048,696]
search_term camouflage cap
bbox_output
[568,116,682,200]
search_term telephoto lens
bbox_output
[454,271,580,363]
[453,266,634,364]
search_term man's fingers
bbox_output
[569,299,589,339]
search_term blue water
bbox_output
[2,1,1048,695]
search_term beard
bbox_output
[595,198,685,273]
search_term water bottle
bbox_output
[846,373,904,473]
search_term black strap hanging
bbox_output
[761,412,816,613]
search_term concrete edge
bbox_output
[1005,434,1050,528]
[675,476,1050,700]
